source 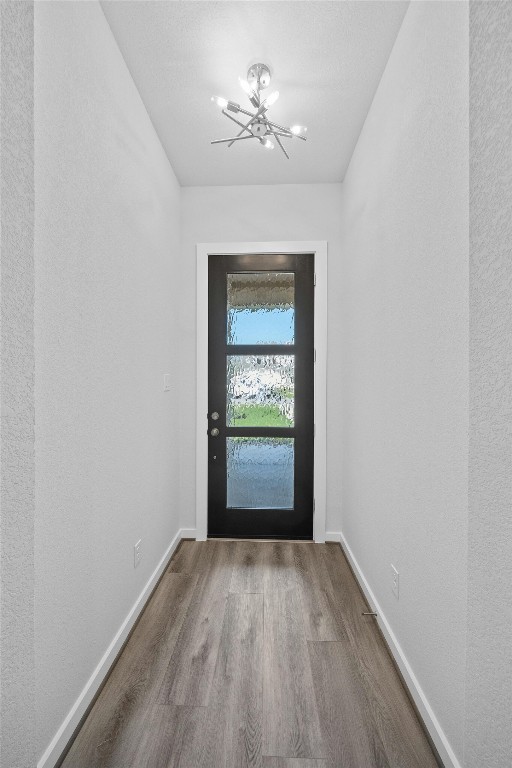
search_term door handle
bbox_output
[210,428,220,437]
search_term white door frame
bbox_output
[196,241,327,542]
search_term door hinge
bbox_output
[313,498,316,512]
[314,423,316,438]
[314,273,317,286]
[314,348,317,363]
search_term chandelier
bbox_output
[210,63,307,159]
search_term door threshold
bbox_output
[207,536,314,543]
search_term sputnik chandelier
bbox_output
[211,63,307,159]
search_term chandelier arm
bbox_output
[271,132,290,160]
[228,105,267,147]
[236,105,258,119]
[211,135,259,145]
[266,118,307,140]
[222,110,252,131]
[264,118,293,135]
[248,90,260,109]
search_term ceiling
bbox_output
[101,1,409,187]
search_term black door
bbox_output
[208,253,314,539]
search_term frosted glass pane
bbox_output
[227,355,294,427]
[227,272,294,345]
[227,438,294,509]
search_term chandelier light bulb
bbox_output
[240,77,260,108]
[264,90,279,108]
[211,95,228,109]
[260,137,274,150]
[290,125,307,135]
[238,77,253,95]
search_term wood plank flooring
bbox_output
[61,541,440,768]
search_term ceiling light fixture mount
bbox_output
[247,62,271,92]
[211,63,307,159]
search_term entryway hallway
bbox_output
[62,541,439,767]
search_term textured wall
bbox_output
[34,1,181,759]
[0,3,36,766]
[180,183,343,533]
[466,2,512,766]
[338,1,469,762]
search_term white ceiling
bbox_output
[101,1,408,187]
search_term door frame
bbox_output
[196,241,327,542]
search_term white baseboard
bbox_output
[37,527,190,768]
[39,529,460,768]
[179,527,197,540]
[330,531,461,768]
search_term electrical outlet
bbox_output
[134,539,142,568]
[163,374,171,392]
[391,564,399,600]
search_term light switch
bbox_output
[164,374,171,391]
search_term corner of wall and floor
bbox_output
[332,1,469,765]
[3,1,186,766]
[328,2,512,768]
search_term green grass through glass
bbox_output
[231,404,292,428]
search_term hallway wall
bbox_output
[466,2,512,765]
[0,4,36,766]
[179,183,343,535]
[34,2,181,761]
[338,2,469,765]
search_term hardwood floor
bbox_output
[61,541,440,768]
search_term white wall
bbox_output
[338,2,468,764]
[466,2,512,766]
[0,4,36,766]
[34,2,181,760]
[180,183,342,534]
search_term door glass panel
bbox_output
[227,355,294,427]
[227,272,295,345]
[227,437,294,509]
